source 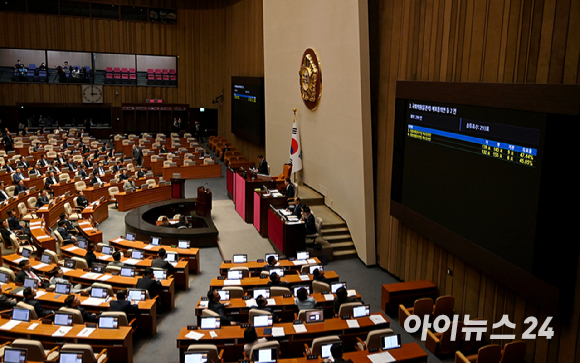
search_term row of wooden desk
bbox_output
[258,345,428,363]
[219,258,321,277]
[208,272,339,291]
[3,254,176,310]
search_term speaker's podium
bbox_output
[196,186,212,217]
[171,174,185,199]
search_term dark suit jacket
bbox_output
[0,190,9,201]
[137,171,146,178]
[304,213,316,234]
[77,196,89,208]
[110,300,139,315]
[90,176,103,185]
[23,298,52,317]
[84,251,97,268]
[292,203,303,218]
[267,280,289,288]
[8,216,22,231]
[135,276,162,298]
[83,160,93,168]
[258,160,269,175]
[78,169,88,178]
[18,161,30,169]
[36,195,50,208]
[45,177,58,187]
[0,228,13,247]
[15,185,28,194]
[285,183,295,198]
[13,173,25,183]
[57,227,74,243]
[208,300,233,326]
[151,258,175,273]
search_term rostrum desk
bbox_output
[116,183,172,212]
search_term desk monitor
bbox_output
[296,251,309,261]
[217,290,230,301]
[153,270,167,280]
[0,272,8,283]
[164,253,178,262]
[227,270,243,280]
[321,344,334,359]
[352,305,370,318]
[23,278,36,288]
[331,282,347,294]
[126,232,136,241]
[253,288,270,299]
[78,240,87,249]
[265,253,278,262]
[120,267,135,277]
[252,314,273,328]
[91,263,105,273]
[98,316,119,329]
[200,317,221,330]
[305,309,324,323]
[269,268,284,277]
[308,265,323,275]
[12,308,30,322]
[150,237,161,246]
[91,287,108,299]
[232,254,247,263]
[3,348,27,363]
[40,253,52,264]
[55,283,71,294]
[252,348,277,363]
[101,245,114,255]
[184,352,208,363]
[20,248,31,258]
[131,250,144,260]
[382,334,402,351]
[54,312,74,326]
[64,258,77,269]
[59,351,83,363]
[128,289,147,301]
[293,285,310,297]
[178,240,190,249]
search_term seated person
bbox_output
[159,216,170,227]
[325,343,353,363]
[123,176,136,192]
[110,290,139,315]
[119,169,130,181]
[49,160,61,174]
[136,268,162,299]
[76,191,89,209]
[12,167,26,183]
[262,256,278,271]
[256,295,280,322]
[289,197,303,217]
[48,266,80,293]
[64,295,97,323]
[301,206,317,235]
[17,156,31,169]
[59,213,79,235]
[78,164,89,179]
[45,171,58,188]
[37,154,50,167]
[16,260,49,288]
[267,272,288,287]
[108,251,124,268]
[137,166,148,178]
[112,161,122,174]
[207,288,238,326]
[0,181,9,201]
[84,243,97,268]
[2,162,14,173]
[243,327,267,358]
[313,269,331,284]
[295,287,317,311]
[333,287,362,314]
[14,180,28,194]
[90,170,105,186]
[35,189,50,208]
[0,284,17,308]
[151,248,175,273]
[7,209,30,236]
[159,144,168,153]
[57,220,77,245]
[23,287,54,318]
[175,215,189,229]
[284,178,295,198]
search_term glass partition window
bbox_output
[0,48,47,83]
[47,50,93,84]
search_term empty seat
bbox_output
[60,344,107,363]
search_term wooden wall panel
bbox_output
[0,0,264,161]
[371,1,580,362]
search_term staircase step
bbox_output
[333,249,357,260]
[324,235,352,243]
[322,227,350,235]
[328,241,354,248]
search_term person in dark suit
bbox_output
[65,157,77,171]
[49,160,61,174]
[84,242,97,268]
[76,191,89,209]
[284,178,295,198]
[55,153,66,165]
[18,156,31,169]
[333,287,362,314]
[57,220,77,245]
[137,166,148,178]
[95,162,106,176]
[313,269,331,284]
[16,260,49,288]
[267,272,289,287]
[257,155,268,175]
[2,131,13,152]
[110,290,139,315]
[14,180,28,195]
[7,209,29,236]
[45,171,58,188]
[262,256,278,272]
[35,190,50,208]
[132,144,143,167]
[0,181,9,202]
[90,170,104,186]
[151,248,175,273]
[37,154,50,167]
[159,144,168,154]
[82,157,93,169]
[0,219,14,248]
[301,206,317,235]
[23,287,54,318]
[118,169,129,182]
[13,168,26,183]
[64,295,97,323]
[136,268,162,299]
[0,285,17,308]
[62,138,70,150]
[325,344,353,363]
[78,164,89,179]
[256,295,280,322]
[207,289,238,326]
[112,161,122,174]
[2,162,14,173]
[59,213,78,235]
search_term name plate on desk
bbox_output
[172,173,181,178]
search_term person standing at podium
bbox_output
[256,155,268,175]
[284,178,295,198]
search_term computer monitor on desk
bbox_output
[184,352,208,363]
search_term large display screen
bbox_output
[231,76,265,145]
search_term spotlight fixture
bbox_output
[212,92,224,105]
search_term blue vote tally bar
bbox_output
[408,124,538,156]
[233,93,256,100]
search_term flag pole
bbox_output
[292,108,297,184]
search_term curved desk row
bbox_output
[208,272,339,291]
[117,183,172,212]
[219,258,321,277]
